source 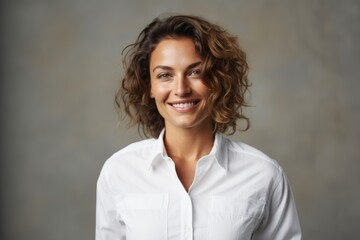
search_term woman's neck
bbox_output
[163,124,214,163]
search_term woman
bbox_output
[96,15,301,240]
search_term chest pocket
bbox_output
[208,196,265,240]
[116,193,169,240]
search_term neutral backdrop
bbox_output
[2,0,360,239]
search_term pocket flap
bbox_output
[211,196,265,219]
[116,193,169,211]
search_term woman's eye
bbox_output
[157,73,171,79]
[189,69,201,76]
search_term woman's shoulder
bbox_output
[228,139,270,159]
[103,138,158,167]
[225,137,283,174]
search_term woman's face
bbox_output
[149,37,212,132]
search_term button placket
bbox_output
[183,195,193,240]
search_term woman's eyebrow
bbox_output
[152,61,202,72]
[152,65,173,72]
[186,61,202,69]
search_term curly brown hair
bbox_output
[115,15,251,138]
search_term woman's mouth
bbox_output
[172,102,195,108]
[169,100,200,110]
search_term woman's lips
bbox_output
[168,100,200,111]
[172,102,195,108]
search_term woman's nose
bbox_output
[174,76,191,97]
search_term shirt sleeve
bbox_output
[96,164,125,240]
[253,169,302,240]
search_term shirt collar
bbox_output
[211,132,229,171]
[147,129,228,171]
[147,129,167,170]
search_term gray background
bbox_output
[2,0,359,239]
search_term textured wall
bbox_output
[2,0,359,239]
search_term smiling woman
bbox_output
[96,15,301,240]
[118,15,251,138]
[150,38,212,134]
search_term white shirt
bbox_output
[96,130,301,240]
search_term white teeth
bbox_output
[173,102,195,108]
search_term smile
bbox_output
[173,102,195,108]
[168,100,200,110]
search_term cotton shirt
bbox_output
[96,130,301,240]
